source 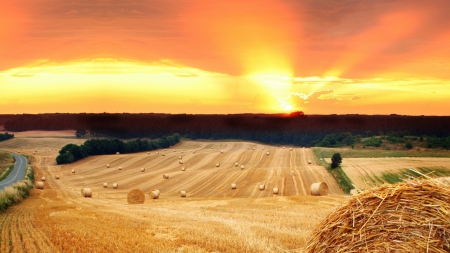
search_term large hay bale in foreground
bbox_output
[310,182,328,196]
[307,179,450,252]
[127,189,145,204]
[81,188,92,197]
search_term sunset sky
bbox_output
[1,0,449,115]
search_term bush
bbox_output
[405,142,413,149]
[331,153,342,169]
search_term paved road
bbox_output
[0,153,28,191]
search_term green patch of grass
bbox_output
[313,148,354,194]
[312,147,450,158]
[0,165,14,181]
[380,167,450,185]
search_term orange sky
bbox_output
[1,0,449,115]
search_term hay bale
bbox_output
[118,166,122,170]
[81,188,92,197]
[107,164,110,168]
[103,183,108,188]
[147,152,150,155]
[36,181,44,189]
[41,176,46,181]
[181,167,186,171]
[55,175,60,179]
[127,189,145,204]
[290,147,292,151]
[149,190,160,199]
[71,169,75,173]
[156,152,159,154]
[162,153,165,156]
[116,152,120,155]
[216,163,220,167]
[231,183,236,189]
[282,146,285,149]
[141,168,145,172]
[266,152,270,156]
[112,183,118,189]
[259,184,265,191]
[306,179,450,252]
[310,182,328,196]
[240,165,245,170]
[179,156,182,159]
[262,147,265,150]
[308,159,312,164]
[163,174,169,179]
[179,191,186,197]
[179,160,184,164]
[235,162,239,167]
[273,188,279,194]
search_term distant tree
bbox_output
[75,129,87,138]
[331,153,342,169]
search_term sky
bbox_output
[1,0,449,115]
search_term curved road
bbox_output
[0,153,28,191]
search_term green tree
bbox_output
[331,153,342,169]
[75,129,87,138]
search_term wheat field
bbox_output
[0,132,350,252]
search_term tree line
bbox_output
[2,113,450,147]
[0,132,14,142]
[56,133,181,164]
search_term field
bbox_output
[0,131,346,252]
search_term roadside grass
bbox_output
[381,167,450,184]
[313,147,450,158]
[0,165,14,181]
[0,166,34,213]
[313,148,354,194]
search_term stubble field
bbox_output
[0,131,346,252]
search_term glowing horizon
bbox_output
[1,1,449,115]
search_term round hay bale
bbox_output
[216,163,220,167]
[141,168,145,172]
[107,164,110,168]
[290,147,292,151]
[147,152,150,155]
[55,175,60,179]
[240,165,245,170]
[266,152,270,156]
[235,162,239,167]
[118,166,122,170]
[179,156,182,159]
[162,153,165,156]
[262,147,265,150]
[282,146,285,149]
[164,149,166,151]
[149,190,160,199]
[231,183,236,189]
[259,184,265,191]
[173,150,176,152]
[163,174,169,179]
[36,181,44,189]
[179,160,184,164]
[252,147,255,150]
[273,187,279,194]
[127,189,145,204]
[308,159,312,164]
[307,179,450,252]
[310,182,328,196]
[181,167,186,171]
[116,152,120,155]
[179,191,186,197]
[71,169,75,173]
[103,183,108,188]
[81,188,92,197]
[41,176,46,181]
[112,183,118,189]
[156,152,159,154]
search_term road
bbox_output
[0,153,28,191]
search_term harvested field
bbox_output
[0,134,349,252]
[340,157,450,189]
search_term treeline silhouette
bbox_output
[0,132,14,142]
[2,113,450,147]
[56,133,181,164]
